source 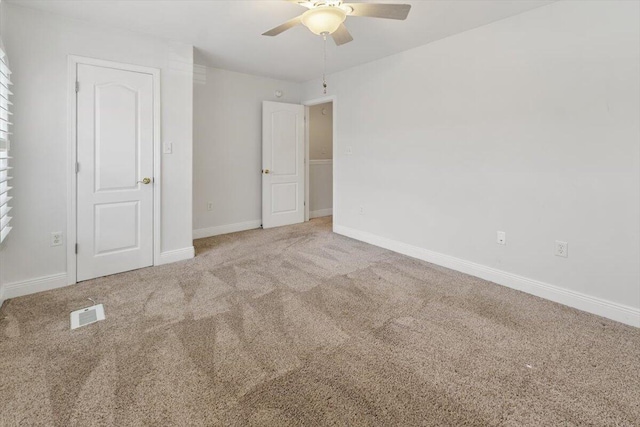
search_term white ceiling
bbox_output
[8,0,555,82]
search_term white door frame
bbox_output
[66,55,162,285]
[303,95,337,226]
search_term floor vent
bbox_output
[70,304,105,330]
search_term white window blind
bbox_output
[0,44,12,243]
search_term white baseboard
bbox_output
[193,220,262,239]
[310,208,333,219]
[158,246,195,265]
[0,247,194,302]
[334,225,640,328]
[2,273,69,300]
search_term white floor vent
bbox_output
[70,304,105,330]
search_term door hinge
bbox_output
[75,243,78,254]
[75,162,79,173]
[75,81,79,93]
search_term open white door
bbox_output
[262,101,305,229]
[76,64,154,281]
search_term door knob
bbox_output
[138,177,151,184]
[263,169,270,174]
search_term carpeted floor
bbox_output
[0,217,638,426]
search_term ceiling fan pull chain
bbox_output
[322,33,328,94]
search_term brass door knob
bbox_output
[263,169,270,174]
[138,177,152,184]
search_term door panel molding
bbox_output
[67,56,161,285]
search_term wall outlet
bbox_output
[497,231,506,245]
[51,232,63,247]
[359,206,365,215]
[346,146,353,155]
[555,240,568,258]
[207,202,213,211]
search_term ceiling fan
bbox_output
[262,1,412,46]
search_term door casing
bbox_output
[67,56,162,285]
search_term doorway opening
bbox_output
[260,96,336,229]
[306,101,333,221]
[303,96,336,225]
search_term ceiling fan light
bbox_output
[301,7,347,35]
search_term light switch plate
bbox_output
[163,142,173,154]
[497,231,506,245]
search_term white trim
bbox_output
[304,105,310,222]
[0,246,193,299]
[193,220,262,239]
[309,159,333,165]
[3,273,69,300]
[310,208,333,219]
[67,55,162,285]
[334,225,640,328]
[66,56,77,285]
[158,246,195,265]
[302,96,337,227]
[152,64,162,269]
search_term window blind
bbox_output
[0,45,12,243]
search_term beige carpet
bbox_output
[0,217,638,426]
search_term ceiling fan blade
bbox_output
[262,15,303,36]
[332,23,354,46]
[343,3,411,20]
[287,0,315,8]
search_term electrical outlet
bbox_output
[51,232,63,247]
[346,146,353,155]
[359,206,365,215]
[497,231,506,245]
[555,240,568,258]
[207,202,213,211]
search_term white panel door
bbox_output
[262,101,305,229]
[77,64,154,281]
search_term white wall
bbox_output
[0,3,194,291]
[193,66,301,238]
[302,0,640,325]
[309,102,333,160]
[309,102,333,217]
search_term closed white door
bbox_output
[76,64,154,281]
[262,101,305,229]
